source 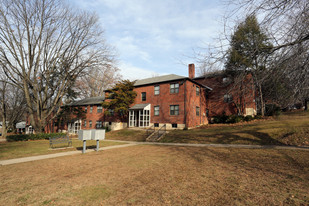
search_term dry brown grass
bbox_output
[161,111,309,146]
[0,145,308,205]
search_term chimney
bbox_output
[188,63,195,79]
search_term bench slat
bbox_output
[49,135,72,148]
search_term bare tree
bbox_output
[197,0,308,113]
[74,64,121,99]
[0,75,27,137]
[0,0,116,132]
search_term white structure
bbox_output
[129,104,151,127]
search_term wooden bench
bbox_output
[49,135,72,148]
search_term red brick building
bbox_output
[194,71,257,117]
[36,64,257,133]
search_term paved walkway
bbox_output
[0,143,137,166]
[1,140,308,166]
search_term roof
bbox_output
[134,74,212,90]
[16,121,26,129]
[193,70,226,80]
[134,74,186,86]
[67,95,105,106]
[129,103,150,110]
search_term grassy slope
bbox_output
[0,139,125,160]
[160,111,309,146]
[105,129,148,142]
[0,145,308,205]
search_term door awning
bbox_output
[129,104,150,110]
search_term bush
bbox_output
[6,133,66,142]
[244,115,254,122]
[212,114,257,124]
[265,104,281,116]
[227,115,244,123]
[212,113,229,124]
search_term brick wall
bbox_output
[133,79,208,128]
[195,74,256,117]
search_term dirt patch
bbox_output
[0,145,308,205]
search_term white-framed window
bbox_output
[85,106,87,113]
[196,106,200,116]
[154,106,159,116]
[141,92,146,101]
[196,86,200,96]
[170,83,179,93]
[84,120,87,127]
[223,77,230,83]
[224,94,233,103]
[96,121,103,128]
[97,106,103,113]
[89,120,92,128]
[154,85,160,95]
[109,109,114,116]
[90,106,93,113]
[170,105,179,115]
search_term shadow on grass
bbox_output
[75,145,98,151]
[162,129,286,146]
[167,146,309,181]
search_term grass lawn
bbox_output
[160,111,309,146]
[0,139,126,160]
[0,145,308,205]
[105,128,148,142]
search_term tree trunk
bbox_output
[258,84,265,116]
[305,98,308,111]
[2,114,7,138]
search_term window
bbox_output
[196,87,200,96]
[141,92,146,101]
[154,123,159,127]
[224,94,233,103]
[196,106,200,116]
[84,120,87,127]
[170,105,179,115]
[170,83,179,93]
[89,120,92,128]
[90,106,93,113]
[154,85,160,95]
[109,109,114,116]
[172,123,177,128]
[109,122,112,125]
[97,106,102,113]
[96,121,103,129]
[223,77,230,83]
[85,106,87,113]
[206,109,209,117]
[106,92,114,99]
[154,106,159,116]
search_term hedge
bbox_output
[6,133,66,142]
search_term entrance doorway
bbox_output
[129,104,151,127]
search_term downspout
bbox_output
[184,80,187,128]
[200,88,201,125]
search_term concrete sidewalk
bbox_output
[1,140,308,166]
[0,143,137,166]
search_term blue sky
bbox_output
[69,0,227,80]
